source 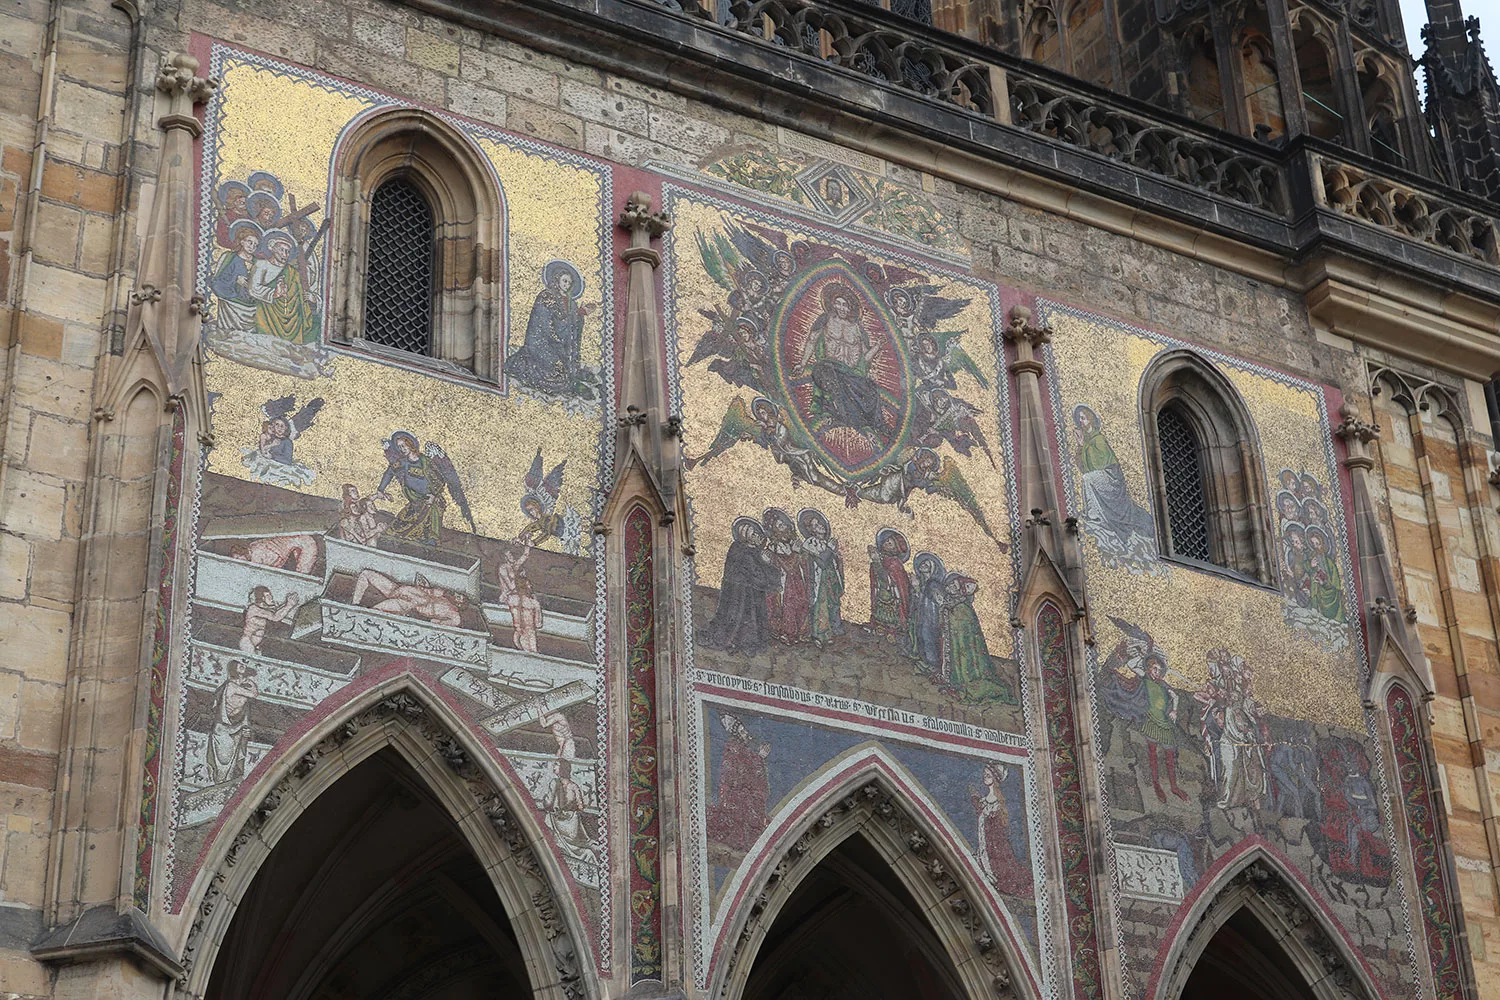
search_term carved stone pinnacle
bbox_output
[156,52,217,104]
[619,191,672,238]
[1334,403,1379,445]
[1003,305,1052,346]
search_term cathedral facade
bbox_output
[2,0,1500,996]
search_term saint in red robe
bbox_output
[706,728,771,852]
[769,544,812,643]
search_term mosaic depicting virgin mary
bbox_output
[1072,404,1159,573]
[504,259,598,402]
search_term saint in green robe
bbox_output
[250,259,318,345]
[806,543,845,645]
[1140,676,1179,747]
[943,589,1014,704]
[1310,552,1345,622]
[1078,425,1118,474]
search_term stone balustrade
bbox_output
[1006,75,1286,214]
[1314,154,1500,264]
[724,0,998,116]
[624,0,1500,284]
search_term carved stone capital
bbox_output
[1002,305,1052,347]
[619,191,673,242]
[1003,305,1052,374]
[155,53,217,137]
[1335,402,1379,469]
[1334,403,1379,445]
[156,52,217,103]
[131,283,163,306]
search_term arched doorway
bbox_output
[1159,857,1378,1000]
[741,835,966,1000]
[714,773,1026,1000]
[1179,907,1318,1000]
[206,748,532,999]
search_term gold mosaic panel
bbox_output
[204,59,608,545]
[1046,310,1362,730]
[204,356,600,542]
[674,197,1014,652]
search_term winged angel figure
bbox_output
[685,216,1004,549]
[241,394,324,487]
[518,448,584,555]
[376,430,477,545]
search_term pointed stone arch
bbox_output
[174,681,592,1000]
[1139,348,1275,584]
[1362,627,1432,709]
[1287,7,1345,142]
[711,755,1033,1000]
[1353,50,1406,166]
[1152,847,1381,1000]
[1367,366,1466,428]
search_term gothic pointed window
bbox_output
[1157,406,1213,563]
[1359,61,1405,166]
[329,108,504,378]
[1240,30,1285,141]
[1026,5,1062,68]
[1143,351,1275,583]
[1292,16,1343,141]
[364,178,435,356]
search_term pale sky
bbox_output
[1400,0,1500,61]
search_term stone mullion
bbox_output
[622,506,663,984]
[1100,0,1123,90]
[1211,5,1252,136]
[1265,0,1310,138]
[649,502,688,991]
[1061,611,1124,1000]
[1408,411,1500,907]
[1033,604,1108,1000]
[1332,19,1367,153]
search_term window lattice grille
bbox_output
[364,178,434,355]
[1158,407,1213,563]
